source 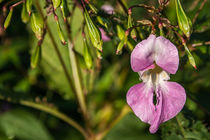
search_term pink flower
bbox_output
[101,4,114,15]
[126,34,186,133]
[99,28,110,42]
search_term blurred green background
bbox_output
[0,0,210,139]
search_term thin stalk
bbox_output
[62,8,87,119]
[193,0,207,24]
[10,0,24,9]
[128,4,155,13]
[35,1,89,135]
[0,96,88,139]
[67,41,87,119]
[192,41,210,47]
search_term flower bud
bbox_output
[31,12,44,40]
[83,38,93,69]
[127,41,134,51]
[88,3,98,14]
[4,8,13,29]
[54,15,66,45]
[116,25,128,54]
[52,0,61,10]
[84,8,103,52]
[60,0,70,21]
[26,0,32,16]
[116,25,125,40]
[96,50,102,59]
[183,44,196,69]
[31,45,41,69]
[21,2,30,23]
[175,0,192,38]
[116,35,127,54]
[97,16,110,29]
[128,13,137,40]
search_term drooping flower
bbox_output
[126,34,186,133]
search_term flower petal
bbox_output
[99,28,110,42]
[149,81,186,133]
[155,36,179,74]
[101,4,114,14]
[131,34,156,72]
[126,83,155,124]
[160,82,186,122]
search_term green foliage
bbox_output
[0,109,53,140]
[104,113,160,140]
[161,114,210,140]
[0,0,210,139]
[37,7,73,99]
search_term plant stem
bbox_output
[35,1,76,98]
[67,41,87,119]
[96,105,131,140]
[192,41,210,47]
[0,96,88,139]
[36,1,89,137]
[10,0,24,10]
[62,11,87,120]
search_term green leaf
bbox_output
[104,113,160,140]
[31,3,73,99]
[0,109,53,140]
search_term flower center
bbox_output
[139,64,170,87]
